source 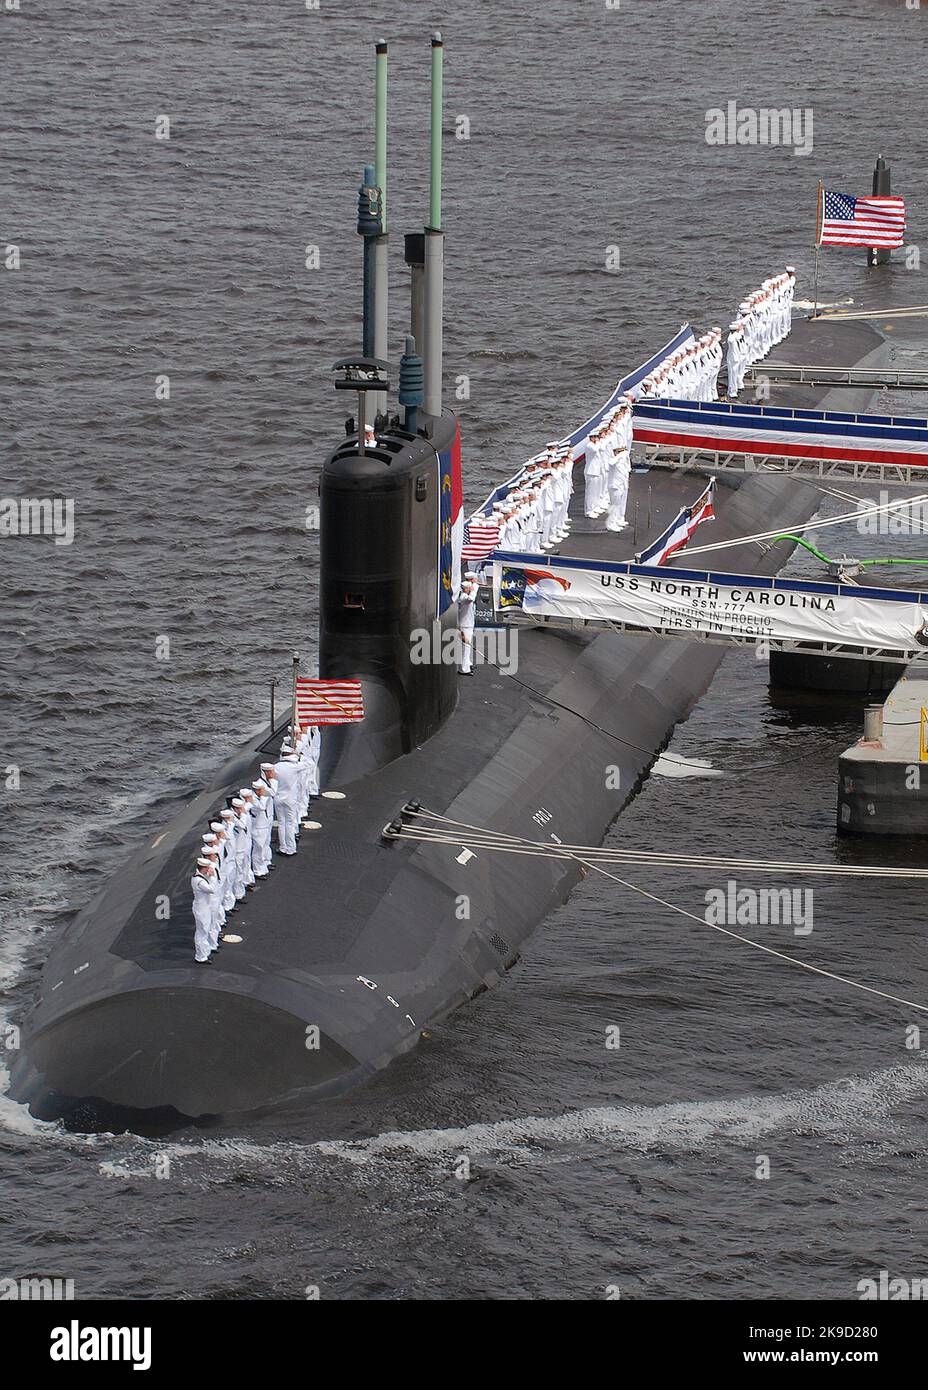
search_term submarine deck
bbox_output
[109,313,888,983]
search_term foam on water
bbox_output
[651,754,724,779]
[87,1059,928,1180]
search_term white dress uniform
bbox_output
[272,752,302,854]
[255,765,279,872]
[238,791,258,888]
[539,471,556,548]
[306,725,321,797]
[290,731,311,818]
[526,490,544,550]
[583,434,602,517]
[557,451,573,538]
[201,832,224,915]
[606,447,630,531]
[192,862,215,962]
[198,844,224,948]
[458,575,477,673]
[726,322,745,398]
[249,784,272,876]
[230,799,252,900]
[218,811,238,911]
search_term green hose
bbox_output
[769,534,928,570]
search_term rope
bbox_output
[396,808,928,1016]
[396,810,928,878]
[678,493,928,559]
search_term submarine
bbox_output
[9,37,893,1132]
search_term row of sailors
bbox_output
[582,396,635,531]
[190,724,321,963]
[638,328,723,403]
[489,443,575,552]
[726,267,796,397]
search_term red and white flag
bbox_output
[294,678,364,725]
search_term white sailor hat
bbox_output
[252,779,267,791]
[196,857,212,870]
[260,762,276,772]
[231,797,245,808]
[786,265,796,273]
[240,787,255,797]
[220,807,235,819]
[464,571,479,580]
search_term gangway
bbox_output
[735,363,928,391]
[503,610,922,665]
[633,397,928,487]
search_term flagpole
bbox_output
[812,180,824,319]
[291,650,301,734]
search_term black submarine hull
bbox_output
[9,317,888,1131]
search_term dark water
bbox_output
[3,0,928,1300]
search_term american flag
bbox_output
[461,515,500,563]
[294,677,364,725]
[819,190,906,249]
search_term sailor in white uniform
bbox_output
[192,858,216,963]
[229,797,251,901]
[288,728,311,819]
[726,320,746,398]
[607,441,630,532]
[250,778,274,877]
[784,266,796,337]
[272,747,302,855]
[238,788,258,888]
[525,486,544,550]
[256,762,280,870]
[537,469,557,548]
[198,843,224,950]
[306,725,321,797]
[458,571,478,674]
[551,449,571,541]
[583,430,602,517]
[218,809,239,912]
[202,826,227,931]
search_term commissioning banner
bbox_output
[491,552,928,656]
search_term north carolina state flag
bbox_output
[438,419,464,612]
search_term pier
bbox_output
[838,665,928,834]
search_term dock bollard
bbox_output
[863,703,884,741]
